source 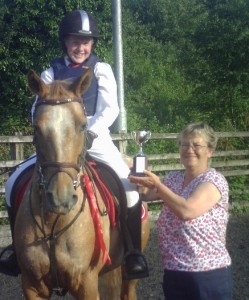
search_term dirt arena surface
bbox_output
[0,211,249,299]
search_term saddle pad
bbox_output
[141,202,148,222]
[11,164,34,215]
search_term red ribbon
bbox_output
[83,172,111,265]
[87,161,116,228]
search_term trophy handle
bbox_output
[140,131,151,153]
[146,131,151,140]
[131,131,136,140]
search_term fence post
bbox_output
[10,132,24,161]
[117,131,128,154]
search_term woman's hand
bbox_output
[128,170,161,190]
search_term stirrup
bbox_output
[123,250,149,280]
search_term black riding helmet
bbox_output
[59,10,99,52]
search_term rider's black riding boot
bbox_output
[123,200,149,280]
[0,206,20,277]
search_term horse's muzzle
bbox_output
[46,190,78,214]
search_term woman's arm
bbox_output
[129,170,221,220]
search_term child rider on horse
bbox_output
[0,9,148,279]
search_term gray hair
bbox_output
[177,122,218,150]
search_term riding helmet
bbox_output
[59,10,99,41]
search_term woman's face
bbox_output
[179,134,213,170]
[64,35,94,64]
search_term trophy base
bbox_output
[131,155,147,177]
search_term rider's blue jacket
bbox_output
[51,54,101,116]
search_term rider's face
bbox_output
[64,35,94,64]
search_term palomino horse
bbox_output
[14,69,150,300]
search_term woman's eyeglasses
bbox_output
[180,144,208,151]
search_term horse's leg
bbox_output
[21,274,52,300]
[121,279,138,300]
[98,268,122,300]
[99,268,137,300]
[70,272,100,300]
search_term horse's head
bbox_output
[27,69,92,214]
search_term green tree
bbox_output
[0,0,113,134]
[192,0,249,130]
[121,2,196,155]
[1,0,249,137]
[125,0,249,131]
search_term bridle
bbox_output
[31,97,89,292]
[38,162,81,191]
[34,97,87,191]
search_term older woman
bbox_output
[129,122,232,300]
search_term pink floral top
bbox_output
[157,168,231,272]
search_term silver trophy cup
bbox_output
[131,130,151,176]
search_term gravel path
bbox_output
[0,212,249,299]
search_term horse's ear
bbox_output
[71,68,92,97]
[27,69,48,97]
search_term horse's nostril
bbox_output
[45,189,78,213]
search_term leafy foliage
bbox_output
[0,0,112,134]
[1,0,249,136]
[124,0,249,132]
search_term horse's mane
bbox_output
[47,78,75,100]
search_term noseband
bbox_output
[34,97,86,191]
